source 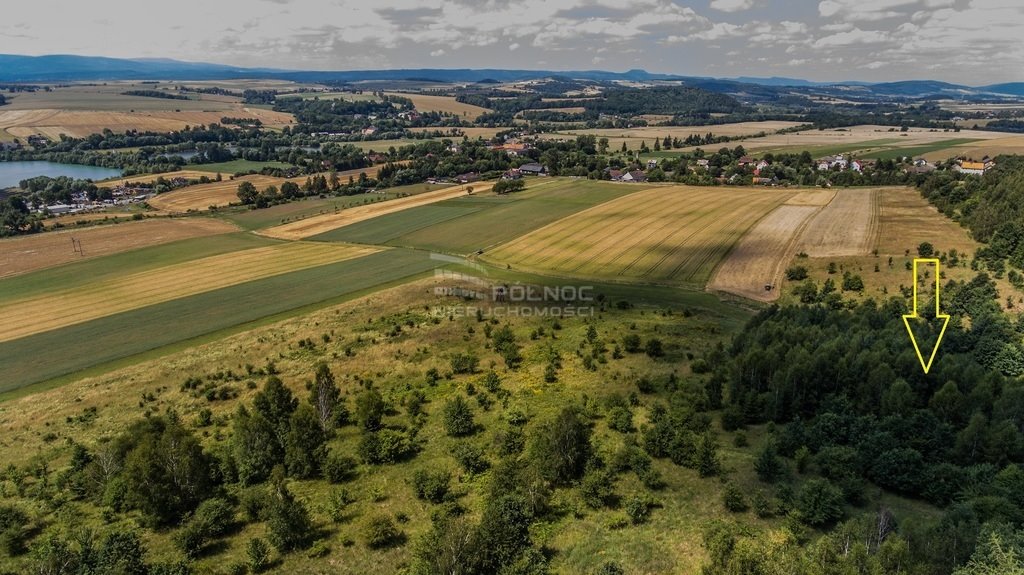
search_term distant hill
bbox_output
[0,54,281,82]
[982,83,1024,97]
[0,54,1021,103]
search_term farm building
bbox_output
[956,158,994,175]
[518,162,547,175]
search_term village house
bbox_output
[620,170,648,183]
[455,172,480,184]
[361,126,377,136]
[737,156,755,167]
[696,159,710,169]
[817,155,849,171]
[518,162,547,176]
[646,159,658,169]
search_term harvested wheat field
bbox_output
[785,189,837,206]
[707,205,821,302]
[794,188,879,257]
[0,218,237,278]
[98,170,214,188]
[260,183,489,240]
[0,108,294,140]
[148,175,287,212]
[0,242,378,342]
[485,185,793,286]
[385,93,490,119]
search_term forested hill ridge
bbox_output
[3,54,1024,100]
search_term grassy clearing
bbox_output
[0,243,378,342]
[311,205,483,244]
[0,249,441,393]
[380,179,645,255]
[191,159,296,174]
[485,185,793,287]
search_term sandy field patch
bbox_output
[0,108,294,140]
[147,175,287,212]
[794,188,879,257]
[0,218,237,278]
[0,242,377,342]
[785,189,837,206]
[260,183,489,240]
[383,93,490,120]
[98,170,214,188]
[708,205,822,302]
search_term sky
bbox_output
[1,0,1022,85]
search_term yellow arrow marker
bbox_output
[902,258,950,374]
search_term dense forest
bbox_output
[708,275,1024,573]
[122,90,191,101]
[922,156,1024,246]
[582,86,744,116]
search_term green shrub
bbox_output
[443,396,475,437]
[452,442,489,474]
[411,469,450,503]
[580,468,616,508]
[323,451,357,483]
[247,538,270,573]
[362,514,403,549]
[607,406,633,433]
[722,482,748,512]
[625,493,653,524]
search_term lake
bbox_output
[0,161,123,189]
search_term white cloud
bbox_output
[813,28,889,48]
[710,0,755,12]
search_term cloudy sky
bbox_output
[2,0,1022,84]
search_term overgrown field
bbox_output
[484,185,792,286]
[776,186,1024,308]
[0,277,764,574]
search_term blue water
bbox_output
[0,161,123,189]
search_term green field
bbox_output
[312,205,483,244]
[1,88,234,111]
[868,138,982,160]
[0,249,442,393]
[313,179,647,254]
[192,159,295,173]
